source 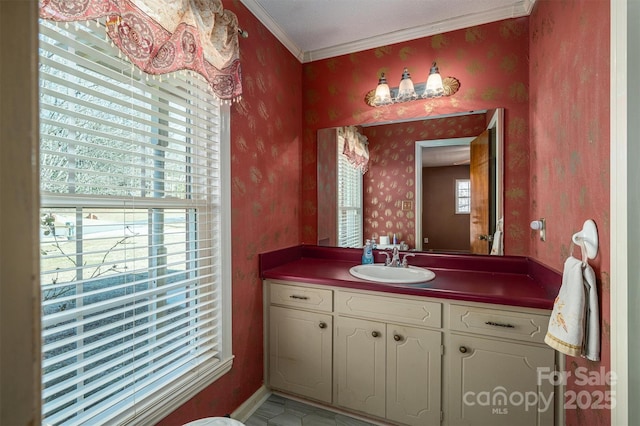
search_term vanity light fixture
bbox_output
[365,62,460,107]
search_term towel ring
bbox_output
[572,219,598,259]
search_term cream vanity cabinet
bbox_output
[264,279,556,426]
[446,304,556,426]
[267,281,333,403]
[335,292,443,426]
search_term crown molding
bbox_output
[238,0,305,62]
[240,0,535,64]
[303,1,535,62]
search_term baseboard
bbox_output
[231,385,271,422]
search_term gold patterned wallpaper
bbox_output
[302,17,531,255]
[530,1,610,425]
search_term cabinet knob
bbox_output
[459,346,468,353]
[371,331,380,338]
[393,334,403,342]
[318,322,327,329]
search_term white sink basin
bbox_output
[349,264,436,284]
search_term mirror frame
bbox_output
[414,108,504,251]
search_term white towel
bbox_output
[544,255,600,361]
[490,217,504,256]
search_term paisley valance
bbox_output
[40,0,242,101]
[339,126,369,174]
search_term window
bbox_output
[39,19,231,425]
[337,135,363,247]
[455,179,471,214]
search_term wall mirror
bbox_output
[317,108,504,255]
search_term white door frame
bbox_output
[610,0,630,424]
[414,137,474,251]
[414,109,503,252]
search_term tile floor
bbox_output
[244,394,385,426]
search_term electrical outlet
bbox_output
[423,237,429,244]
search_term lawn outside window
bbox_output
[39,18,231,425]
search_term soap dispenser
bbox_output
[362,240,374,264]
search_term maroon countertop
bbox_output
[259,245,562,310]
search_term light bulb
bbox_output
[424,62,444,98]
[396,68,416,102]
[373,73,392,106]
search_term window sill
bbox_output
[119,356,235,425]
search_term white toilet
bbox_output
[182,417,245,426]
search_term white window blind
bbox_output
[39,19,231,425]
[337,135,363,247]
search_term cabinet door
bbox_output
[269,306,332,403]
[447,334,555,426]
[336,316,386,418]
[387,324,442,426]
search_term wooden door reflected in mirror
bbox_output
[470,130,490,254]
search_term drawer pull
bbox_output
[318,322,327,329]
[485,321,515,328]
[371,331,381,338]
[459,346,468,353]
[393,334,403,342]
[289,295,309,300]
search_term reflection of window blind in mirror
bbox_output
[455,179,471,214]
[338,135,364,247]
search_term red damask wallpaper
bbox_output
[302,18,531,255]
[530,1,610,425]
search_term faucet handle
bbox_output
[381,251,392,266]
[401,253,415,267]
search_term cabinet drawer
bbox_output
[336,291,441,328]
[449,304,550,344]
[269,282,333,312]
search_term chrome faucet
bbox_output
[401,253,415,267]
[383,247,415,268]
[387,247,401,267]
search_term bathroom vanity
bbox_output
[260,245,562,426]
